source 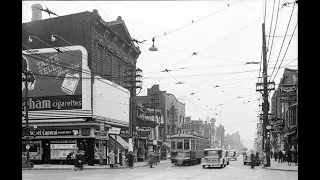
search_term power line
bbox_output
[146,0,246,40]
[91,1,113,20]
[271,21,297,82]
[269,2,296,80]
[266,0,282,67]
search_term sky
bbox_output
[22,0,298,150]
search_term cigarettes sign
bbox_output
[22,47,83,111]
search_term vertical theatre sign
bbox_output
[22,46,87,111]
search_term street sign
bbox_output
[108,127,121,134]
[269,118,284,126]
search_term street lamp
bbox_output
[22,55,35,168]
[28,36,52,48]
[149,38,158,51]
[51,35,73,46]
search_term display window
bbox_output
[50,139,76,160]
[94,139,107,160]
[22,140,42,160]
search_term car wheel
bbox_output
[202,165,205,169]
[244,162,246,165]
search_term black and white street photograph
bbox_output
[22,0,298,179]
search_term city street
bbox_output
[23,156,298,180]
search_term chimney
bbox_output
[31,4,43,21]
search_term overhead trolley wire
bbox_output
[269,2,296,80]
[271,21,297,82]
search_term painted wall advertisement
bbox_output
[22,49,83,111]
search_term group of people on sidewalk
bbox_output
[107,149,160,169]
[248,147,298,170]
[269,148,298,166]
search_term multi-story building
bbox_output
[215,125,225,148]
[270,68,298,151]
[22,6,140,165]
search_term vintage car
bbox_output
[243,150,261,166]
[227,150,238,161]
[201,148,228,168]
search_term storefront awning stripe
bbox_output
[109,134,129,149]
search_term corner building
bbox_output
[22,8,140,165]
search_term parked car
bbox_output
[243,150,261,166]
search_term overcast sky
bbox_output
[22,0,298,150]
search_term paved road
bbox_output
[22,156,298,180]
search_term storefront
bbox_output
[22,122,110,165]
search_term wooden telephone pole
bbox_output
[256,23,275,167]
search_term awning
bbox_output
[109,134,129,149]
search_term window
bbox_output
[204,150,220,156]
[184,139,190,150]
[171,140,176,150]
[191,140,195,150]
[177,140,183,150]
[96,44,104,75]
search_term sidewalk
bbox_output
[22,159,171,170]
[264,160,298,172]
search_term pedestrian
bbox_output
[127,151,134,169]
[250,150,255,169]
[255,151,259,165]
[274,150,278,161]
[270,150,273,159]
[148,151,155,168]
[278,150,283,163]
[287,148,293,166]
[121,151,126,168]
[261,151,266,168]
[66,151,73,165]
[282,150,286,162]
[292,148,298,166]
[108,150,115,168]
[99,151,104,166]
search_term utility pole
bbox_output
[256,23,275,167]
[22,69,35,168]
[126,68,143,152]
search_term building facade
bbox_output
[22,8,140,165]
[270,68,298,151]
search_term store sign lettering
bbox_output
[29,129,79,136]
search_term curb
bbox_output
[22,164,149,170]
[22,161,171,170]
[264,167,298,172]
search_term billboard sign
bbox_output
[22,46,90,111]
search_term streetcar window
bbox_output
[184,139,190,150]
[191,140,195,150]
[177,140,183,150]
[171,140,176,150]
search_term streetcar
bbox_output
[169,134,210,166]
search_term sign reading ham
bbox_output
[22,46,90,112]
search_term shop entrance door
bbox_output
[42,140,50,164]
